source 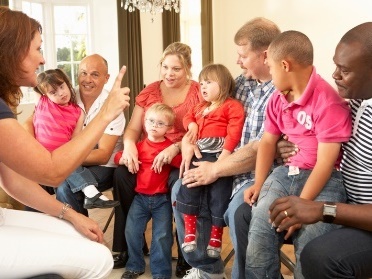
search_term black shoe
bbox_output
[175,255,192,278]
[121,270,144,279]
[83,193,120,209]
[113,251,128,269]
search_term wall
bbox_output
[17,0,372,123]
[140,0,372,85]
[140,13,164,87]
[91,0,119,90]
[213,0,372,84]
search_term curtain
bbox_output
[0,0,9,6]
[162,8,180,50]
[117,0,144,119]
[201,0,213,66]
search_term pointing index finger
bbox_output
[111,65,127,91]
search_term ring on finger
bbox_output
[284,210,288,217]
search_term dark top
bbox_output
[0,98,15,120]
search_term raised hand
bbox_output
[100,66,130,122]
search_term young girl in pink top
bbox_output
[33,69,118,209]
[176,64,245,257]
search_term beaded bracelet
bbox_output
[58,202,72,219]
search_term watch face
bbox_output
[324,205,336,216]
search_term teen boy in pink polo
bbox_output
[243,31,352,278]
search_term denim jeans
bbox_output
[172,179,225,275]
[125,194,173,278]
[65,166,98,193]
[246,166,347,279]
[223,181,253,279]
[176,153,232,227]
[301,227,372,279]
[55,166,115,216]
[112,167,179,253]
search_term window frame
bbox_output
[10,0,93,103]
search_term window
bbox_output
[10,0,91,103]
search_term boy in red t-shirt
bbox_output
[114,103,181,279]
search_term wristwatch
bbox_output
[323,202,337,223]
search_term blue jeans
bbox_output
[55,166,115,216]
[125,193,173,278]
[301,227,372,279]
[172,179,225,275]
[65,166,98,193]
[223,181,253,279]
[246,166,347,279]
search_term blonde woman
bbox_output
[112,42,201,277]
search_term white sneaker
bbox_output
[183,268,226,279]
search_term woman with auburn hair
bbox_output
[0,7,130,278]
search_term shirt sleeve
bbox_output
[104,112,125,136]
[224,99,245,152]
[315,99,352,143]
[263,92,283,136]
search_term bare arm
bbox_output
[243,132,279,205]
[120,105,144,173]
[71,109,85,138]
[269,196,372,234]
[216,149,231,162]
[22,113,35,136]
[182,140,260,187]
[300,142,341,200]
[0,67,130,186]
[83,134,119,166]
[0,163,104,242]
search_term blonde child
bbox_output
[114,103,182,279]
[33,69,119,209]
[176,64,245,257]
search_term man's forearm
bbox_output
[335,203,372,232]
[214,141,259,178]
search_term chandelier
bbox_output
[121,0,180,16]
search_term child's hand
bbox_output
[243,184,261,206]
[121,142,140,173]
[151,146,177,173]
[185,123,198,144]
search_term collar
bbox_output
[76,86,108,114]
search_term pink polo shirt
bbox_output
[265,67,351,169]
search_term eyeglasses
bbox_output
[145,118,172,128]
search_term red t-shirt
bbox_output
[114,138,181,194]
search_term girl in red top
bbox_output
[176,64,245,258]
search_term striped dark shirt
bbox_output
[341,99,372,204]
